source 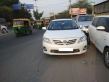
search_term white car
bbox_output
[42,19,87,55]
[88,15,109,68]
[0,24,8,33]
[74,14,93,34]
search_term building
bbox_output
[93,0,109,16]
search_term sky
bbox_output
[19,0,106,18]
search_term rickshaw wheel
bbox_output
[16,33,20,37]
[30,30,32,34]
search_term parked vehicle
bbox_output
[0,24,8,34]
[74,15,93,33]
[13,18,32,37]
[73,14,93,44]
[42,19,87,55]
[88,15,109,68]
[0,18,8,34]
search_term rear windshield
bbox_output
[13,21,23,25]
[78,16,93,21]
[0,18,6,23]
[37,21,42,24]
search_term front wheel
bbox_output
[103,48,109,68]
[87,35,90,45]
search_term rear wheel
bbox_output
[103,48,109,68]
[16,33,20,37]
[30,30,32,34]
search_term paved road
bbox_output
[0,29,109,82]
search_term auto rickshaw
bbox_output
[34,20,44,29]
[13,18,32,37]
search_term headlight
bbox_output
[80,25,85,29]
[78,36,87,43]
[80,25,83,28]
[43,37,51,44]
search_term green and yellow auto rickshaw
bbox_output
[34,20,44,29]
[13,18,32,37]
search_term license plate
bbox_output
[59,48,73,51]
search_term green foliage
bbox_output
[0,0,19,7]
[0,6,13,21]
[50,10,70,20]
[33,10,44,20]
[0,0,33,22]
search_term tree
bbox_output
[0,0,19,21]
[0,1,32,22]
[33,10,44,20]
[50,10,70,20]
[0,6,13,21]
[0,0,19,7]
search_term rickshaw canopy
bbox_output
[13,18,31,27]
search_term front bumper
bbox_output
[42,41,87,55]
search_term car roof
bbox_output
[95,15,109,18]
[52,19,72,21]
[77,14,93,16]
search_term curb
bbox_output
[0,31,14,37]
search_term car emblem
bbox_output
[63,40,67,43]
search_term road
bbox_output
[0,29,109,82]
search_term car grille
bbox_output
[50,49,80,53]
[53,39,77,45]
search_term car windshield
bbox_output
[48,20,79,30]
[78,16,93,21]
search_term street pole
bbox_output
[34,0,38,11]
[54,13,55,19]
[91,1,95,16]
[69,0,72,18]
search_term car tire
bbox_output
[103,48,109,68]
[2,28,6,34]
[87,35,90,45]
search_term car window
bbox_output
[78,16,93,21]
[97,17,107,28]
[96,17,109,32]
[92,17,99,27]
[48,20,79,30]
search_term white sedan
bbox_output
[42,19,87,55]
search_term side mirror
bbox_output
[42,27,46,30]
[96,26,105,31]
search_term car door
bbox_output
[95,17,109,53]
[89,17,99,44]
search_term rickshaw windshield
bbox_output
[37,21,42,24]
[13,21,23,25]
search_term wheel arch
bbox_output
[104,46,109,53]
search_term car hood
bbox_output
[43,29,84,39]
[77,21,92,26]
